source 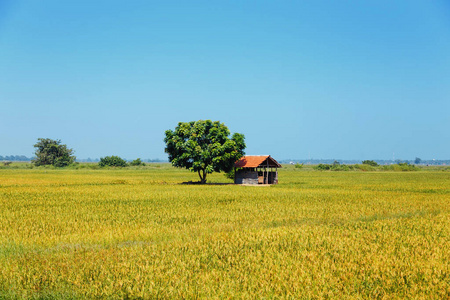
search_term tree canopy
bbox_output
[32,138,76,167]
[164,120,245,183]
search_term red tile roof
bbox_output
[235,155,282,168]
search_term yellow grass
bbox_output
[0,165,449,298]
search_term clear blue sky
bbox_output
[1,0,449,160]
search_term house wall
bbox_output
[235,170,279,184]
[235,170,258,184]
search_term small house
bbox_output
[234,155,282,185]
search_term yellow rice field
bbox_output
[0,165,449,298]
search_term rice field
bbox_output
[0,164,449,299]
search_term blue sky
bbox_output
[1,0,449,160]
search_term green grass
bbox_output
[0,165,449,298]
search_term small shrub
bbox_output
[314,163,353,171]
[130,158,146,166]
[224,169,235,180]
[314,164,332,171]
[98,156,128,167]
[225,168,244,180]
[294,163,303,169]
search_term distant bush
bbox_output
[354,164,376,171]
[98,156,128,167]
[334,164,354,171]
[0,162,34,170]
[129,158,146,166]
[382,163,419,172]
[362,160,378,167]
[314,164,354,171]
[67,163,100,170]
[314,164,332,171]
[294,163,303,169]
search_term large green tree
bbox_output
[164,120,245,183]
[32,138,76,167]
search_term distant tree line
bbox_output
[76,158,167,163]
[3,154,449,166]
[0,155,31,161]
[2,136,449,168]
[282,159,450,166]
[313,161,420,171]
[1,155,167,164]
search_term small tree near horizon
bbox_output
[98,156,128,167]
[130,158,146,166]
[32,138,76,167]
[164,120,245,183]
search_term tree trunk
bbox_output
[198,169,207,184]
[202,170,207,184]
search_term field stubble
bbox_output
[0,165,449,298]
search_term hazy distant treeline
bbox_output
[76,158,167,163]
[0,155,167,163]
[280,159,450,166]
[2,155,448,165]
[0,155,31,161]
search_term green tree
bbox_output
[98,156,128,167]
[164,120,245,183]
[32,138,76,167]
[414,157,422,164]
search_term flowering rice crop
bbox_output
[0,165,449,298]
